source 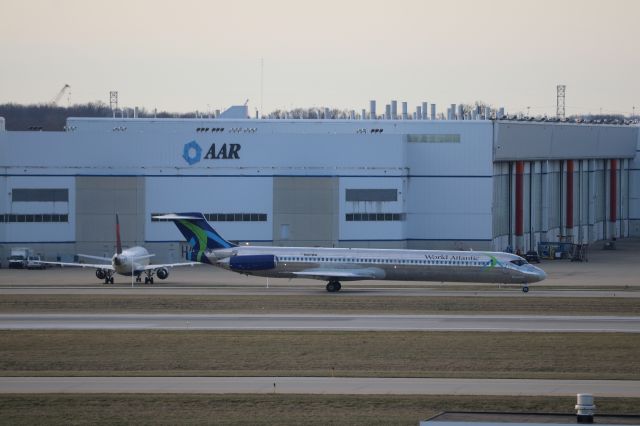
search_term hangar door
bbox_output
[272,177,339,247]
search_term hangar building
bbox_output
[0,105,638,263]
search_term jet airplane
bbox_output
[155,212,546,292]
[40,215,196,284]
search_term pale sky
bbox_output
[1,0,638,116]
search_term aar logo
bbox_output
[182,140,202,165]
[182,140,242,165]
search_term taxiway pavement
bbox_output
[1,377,638,397]
[2,284,639,298]
[1,313,638,332]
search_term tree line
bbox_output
[0,102,200,131]
[1,101,634,131]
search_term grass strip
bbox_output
[1,294,640,315]
[1,330,639,379]
[1,394,639,426]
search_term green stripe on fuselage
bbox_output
[482,254,499,271]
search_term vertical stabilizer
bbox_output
[153,213,235,263]
[115,214,123,255]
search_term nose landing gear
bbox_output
[129,271,156,284]
[103,271,115,285]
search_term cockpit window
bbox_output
[510,259,528,266]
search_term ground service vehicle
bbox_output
[26,255,46,269]
[8,247,32,269]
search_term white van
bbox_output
[26,255,46,270]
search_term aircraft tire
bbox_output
[144,277,149,284]
[109,277,114,284]
[326,281,341,292]
[149,277,154,284]
[522,286,529,293]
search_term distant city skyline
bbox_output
[1,0,638,117]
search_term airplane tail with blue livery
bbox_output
[157,213,235,263]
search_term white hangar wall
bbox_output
[405,121,493,249]
[0,176,76,255]
[630,132,640,235]
[0,117,496,260]
[1,114,638,263]
[146,176,274,243]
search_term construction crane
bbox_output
[51,84,71,105]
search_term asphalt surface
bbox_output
[1,240,638,400]
[2,313,639,332]
[1,377,638,397]
[2,284,639,298]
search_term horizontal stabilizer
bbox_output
[132,253,155,260]
[153,214,204,220]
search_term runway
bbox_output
[1,313,639,332]
[1,377,638,397]
[1,284,639,298]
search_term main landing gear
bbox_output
[139,270,155,284]
[326,280,342,292]
[97,269,114,284]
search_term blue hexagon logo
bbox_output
[182,140,202,165]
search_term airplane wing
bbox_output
[78,254,113,262]
[291,267,384,281]
[37,261,115,270]
[140,262,198,271]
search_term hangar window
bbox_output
[12,188,68,202]
[0,213,69,223]
[346,189,397,202]
[346,213,405,221]
[406,134,460,143]
[151,213,268,222]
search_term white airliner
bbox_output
[155,212,546,293]
[40,215,196,284]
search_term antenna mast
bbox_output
[110,91,118,118]
[556,84,566,120]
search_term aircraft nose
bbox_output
[528,265,546,283]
